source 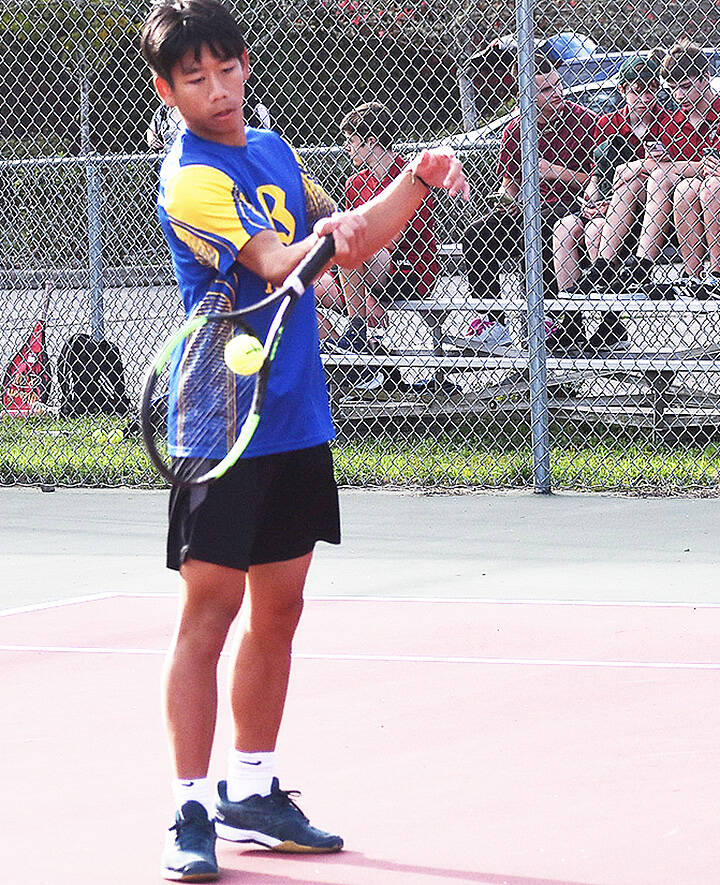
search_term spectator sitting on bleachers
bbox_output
[552,54,673,351]
[627,40,720,297]
[317,102,440,360]
[461,53,597,355]
[146,104,184,152]
[676,142,720,292]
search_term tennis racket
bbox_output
[141,234,335,487]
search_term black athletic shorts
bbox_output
[166,443,341,572]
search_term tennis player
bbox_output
[141,1,468,880]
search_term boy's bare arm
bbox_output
[316,148,469,265]
[237,148,469,285]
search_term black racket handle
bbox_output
[294,234,336,290]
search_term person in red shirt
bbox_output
[317,102,440,356]
[552,54,673,349]
[630,41,720,295]
[667,44,720,293]
[461,54,597,354]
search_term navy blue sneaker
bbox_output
[162,801,218,882]
[215,778,343,853]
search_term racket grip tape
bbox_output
[295,234,336,290]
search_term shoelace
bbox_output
[466,318,492,336]
[271,786,309,822]
[170,815,214,849]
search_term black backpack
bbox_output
[58,333,130,417]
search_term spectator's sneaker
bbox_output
[162,801,218,882]
[324,333,361,353]
[353,367,385,394]
[585,259,621,295]
[408,377,463,399]
[458,318,513,354]
[679,274,720,300]
[319,337,341,354]
[330,317,368,353]
[558,276,594,299]
[367,334,389,354]
[215,778,344,853]
[545,314,587,356]
[586,314,630,354]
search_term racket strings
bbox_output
[151,293,258,483]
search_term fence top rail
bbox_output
[0,153,160,170]
[395,297,720,313]
[321,353,720,370]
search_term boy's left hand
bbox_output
[410,148,470,200]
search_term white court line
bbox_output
[1,644,719,670]
[26,591,720,609]
[0,592,119,618]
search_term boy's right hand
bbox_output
[313,212,370,271]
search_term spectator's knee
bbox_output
[553,214,582,240]
[674,177,702,207]
[699,177,720,205]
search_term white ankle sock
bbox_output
[226,749,276,802]
[172,777,214,817]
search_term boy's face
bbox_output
[155,46,250,146]
[621,80,659,115]
[345,133,373,169]
[671,74,710,114]
[535,70,564,118]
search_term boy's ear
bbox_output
[154,74,176,108]
[241,48,250,81]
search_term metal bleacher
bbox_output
[322,244,720,431]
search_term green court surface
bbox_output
[2,487,719,611]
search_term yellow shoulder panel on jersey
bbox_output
[290,146,337,226]
[163,164,253,265]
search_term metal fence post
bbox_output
[79,55,105,341]
[516,0,551,494]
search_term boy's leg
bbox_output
[315,272,343,341]
[700,176,720,277]
[597,178,645,261]
[462,209,522,324]
[162,559,245,882]
[166,559,245,778]
[553,213,585,292]
[636,167,682,263]
[674,178,706,278]
[584,217,606,265]
[363,248,391,331]
[230,553,311,752]
[215,552,343,853]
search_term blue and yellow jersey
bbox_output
[157,127,336,459]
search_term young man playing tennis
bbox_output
[140,1,468,881]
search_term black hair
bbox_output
[340,102,397,149]
[511,52,558,80]
[662,39,710,85]
[510,52,559,96]
[141,0,247,84]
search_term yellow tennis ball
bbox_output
[224,334,264,375]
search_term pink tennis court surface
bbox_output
[2,593,719,885]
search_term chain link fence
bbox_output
[1,0,720,490]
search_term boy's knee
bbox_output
[674,178,702,206]
[700,177,720,204]
[249,595,305,643]
[553,214,581,238]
